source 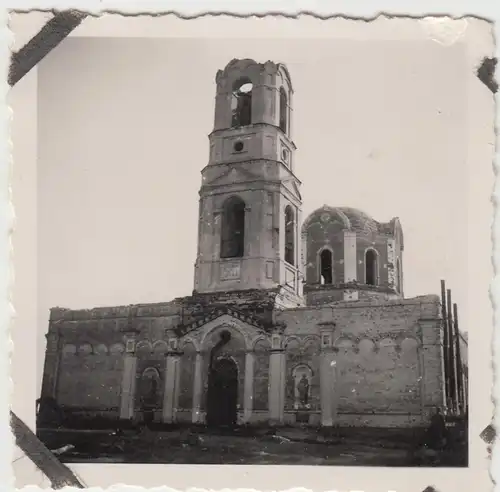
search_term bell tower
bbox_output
[193,59,303,304]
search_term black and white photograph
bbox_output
[8,11,495,491]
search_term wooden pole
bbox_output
[447,289,458,414]
[440,280,450,410]
[453,303,465,414]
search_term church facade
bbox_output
[40,59,447,429]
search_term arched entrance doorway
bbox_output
[206,357,239,427]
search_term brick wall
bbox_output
[304,284,401,306]
[335,338,420,413]
[356,236,388,286]
[304,221,345,284]
[57,353,123,412]
[278,296,442,419]
[45,292,443,427]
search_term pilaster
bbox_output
[343,230,358,301]
[120,332,138,421]
[243,351,255,423]
[319,323,337,426]
[162,337,181,423]
[268,333,286,425]
[192,351,204,423]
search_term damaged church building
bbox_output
[40,59,468,429]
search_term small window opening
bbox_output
[365,249,378,286]
[320,249,333,284]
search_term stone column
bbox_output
[120,334,138,421]
[243,351,255,423]
[162,337,181,423]
[268,334,285,425]
[343,230,358,301]
[191,351,204,423]
[319,325,337,427]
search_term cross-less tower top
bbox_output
[193,59,304,306]
[213,59,293,133]
[208,58,296,171]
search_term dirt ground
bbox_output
[47,424,467,467]
[60,428,416,466]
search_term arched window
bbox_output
[365,249,378,286]
[231,78,253,127]
[284,205,295,266]
[279,87,288,134]
[319,249,333,285]
[221,196,245,259]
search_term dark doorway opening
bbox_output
[206,357,239,427]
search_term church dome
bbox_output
[335,207,379,234]
[302,205,380,235]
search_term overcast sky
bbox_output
[37,35,491,357]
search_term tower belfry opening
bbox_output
[220,196,246,259]
[231,78,253,127]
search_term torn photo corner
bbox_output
[7,11,496,492]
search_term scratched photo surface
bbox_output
[9,13,494,491]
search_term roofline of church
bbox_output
[47,291,443,323]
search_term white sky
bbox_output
[36,35,491,362]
